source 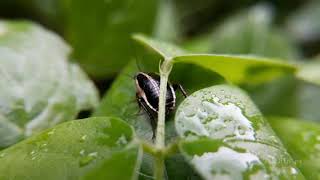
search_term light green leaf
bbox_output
[296,59,320,86]
[133,34,187,59]
[175,85,304,179]
[173,55,296,84]
[268,117,320,179]
[0,20,99,149]
[133,34,297,84]
[0,117,142,180]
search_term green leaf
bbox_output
[175,85,304,179]
[296,59,320,86]
[0,20,99,148]
[268,117,320,179]
[65,0,158,78]
[133,34,297,84]
[0,117,142,180]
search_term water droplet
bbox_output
[79,152,98,167]
[30,150,36,155]
[79,149,86,156]
[80,135,87,142]
[191,146,263,179]
[47,130,55,135]
[40,143,47,148]
[116,135,128,146]
[31,157,36,160]
[291,167,298,175]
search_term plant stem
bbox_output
[155,60,172,149]
[154,59,172,180]
[154,154,165,180]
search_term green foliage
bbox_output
[268,117,320,179]
[65,0,158,78]
[176,85,304,179]
[133,34,297,84]
[1,1,320,179]
[0,0,158,78]
[0,20,98,149]
[296,59,320,86]
[0,117,141,180]
[95,35,308,179]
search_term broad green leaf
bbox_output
[184,4,302,119]
[65,0,158,78]
[175,85,304,179]
[173,55,296,84]
[0,117,142,180]
[296,59,320,86]
[0,20,99,149]
[133,34,297,84]
[268,117,320,179]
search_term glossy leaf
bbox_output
[268,117,320,179]
[0,117,142,180]
[133,34,297,84]
[175,85,304,179]
[0,20,99,148]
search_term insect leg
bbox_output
[173,84,188,98]
[137,97,157,139]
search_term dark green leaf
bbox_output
[0,20,99,148]
[175,85,304,179]
[65,0,157,78]
[268,117,320,179]
[0,117,142,180]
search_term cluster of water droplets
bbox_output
[176,94,256,141]
[191,146,269,180]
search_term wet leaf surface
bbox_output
[0,117,141,180]
[0,20,99,149]
[268,117,320,179]
[175,85,304,179]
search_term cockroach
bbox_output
[135,72,187,139]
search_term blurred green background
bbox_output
[1,0,320,121]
